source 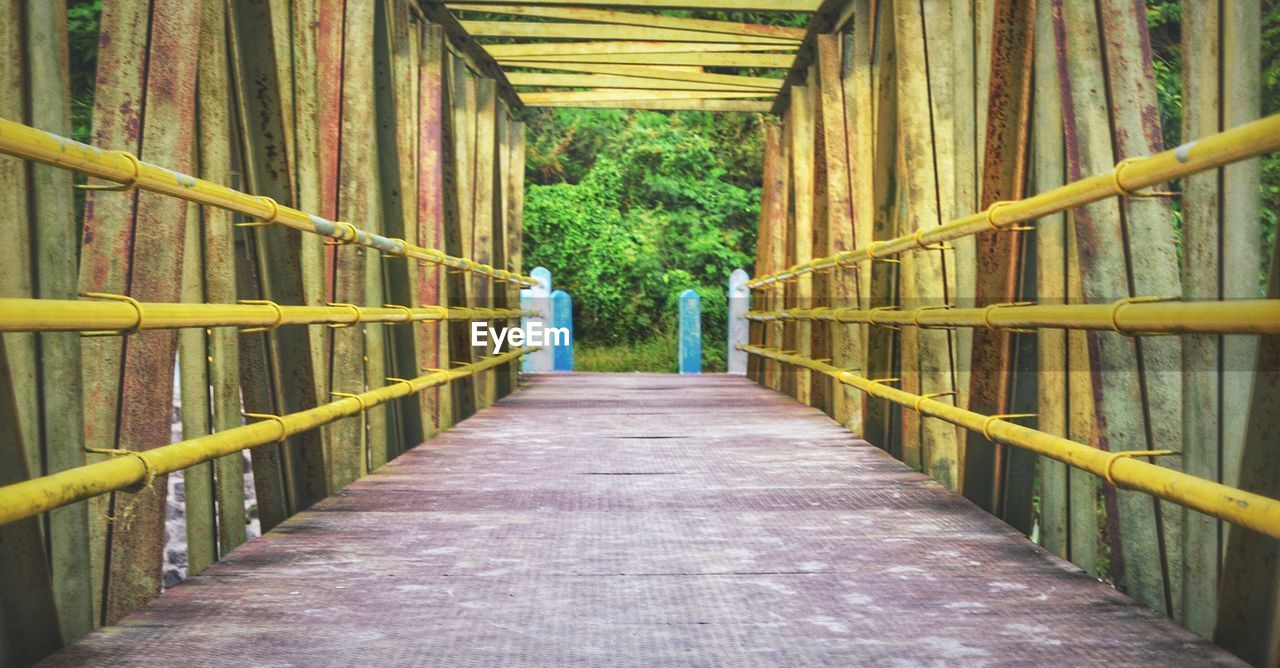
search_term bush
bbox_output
[523,109,761,367]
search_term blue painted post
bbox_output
[678,289,701,374]
[522,267,552,372]
[551,290,574,372]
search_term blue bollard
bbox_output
[678,289,701,374]
[522,267,552,372]
[551,290,574,372]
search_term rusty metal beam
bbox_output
[98,0,202,625]
[419,24,453,432]
[770,0,853,115]
[960,0,1035,518]
[417,1,523,111]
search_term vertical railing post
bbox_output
[678,289,701,374]
[551,290,574,372]
[521,266,552,372]
[788,84,815,404]
[727,269,749,375]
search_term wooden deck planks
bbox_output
[46,374,1240,665]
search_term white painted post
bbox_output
[521,267,553,372]
[728,268,750,375]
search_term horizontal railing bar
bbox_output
[0,298,536,333]
[0,118,536,287]
[746,298,1280,335]
[0,347,532,527]
[740,345,1280,540]
[748,113,1280,288]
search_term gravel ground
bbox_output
[163,367,260,589]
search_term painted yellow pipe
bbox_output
[0,348,531,527]
[749,113,1280,288]
[746,298,1280,335]
[0,297,535,333]
[0,118,535,287]
[741,344,1280,540]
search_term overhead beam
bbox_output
[460,21,798,44]
[435,0,822,10]
[484,41,796,58]
[507,72,769,91]
[770,0,851,115]
[525,98,774,112]
[448,4,807,41]
[499,52,797,68]
[414,2,523,110]
[520,89,771,103]
[502,61,783,90]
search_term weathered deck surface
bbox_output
[48,373,1238,666]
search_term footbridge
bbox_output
[1,1,1279,666]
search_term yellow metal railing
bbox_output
[0,347,531,526]
[0,118,541,529]
[0,118,536,287]
[748,113,1280,288]
[741,345,1280,540]
[0,297,534,334]
[746,298,1280,335]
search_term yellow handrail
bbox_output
[0,118,536,287]
[740,344,1280,540]
[0,297,535,333]
[746,298,1280,335]
[748,113,1280,288]
[0,347,532,526]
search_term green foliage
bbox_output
[68,0,101,145]
[1261,3,1280,282]
[1147,0,1280,291]
[67,0,102,219]
[523,109,762,370]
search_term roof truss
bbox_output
[439,0,822,11]
[532,98,775,112]
[506,72,774,92]
[505,62,782,90]
[521,89,772,104]
[497,52,796,68]
[439,0,828,111]
[449,4,806,41]
[484,41,795,58]
[460,21,797,44]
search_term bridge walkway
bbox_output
[46,374,1237,665]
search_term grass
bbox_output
[574,333,727,373]
[576,334,678,372]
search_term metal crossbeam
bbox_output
[507,72,770,91]
[503,61,782,90]
[523,98,772,111]
[521,89,770,104]
[498,52,796,68]
[485,41,797,57]
[436,0,823,10]
[448,4,806,41]
[460,21,798,44]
